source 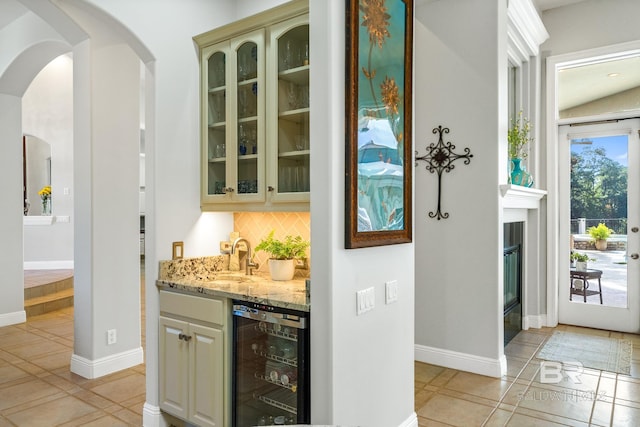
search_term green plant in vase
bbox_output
[255,230,310,281]
[588,223,613,251]
[570,251,595,272]
[508,111,534,187]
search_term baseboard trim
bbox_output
[0,310,26,327]
[415,344,505,378]
[71,347,144,379]
[143,402,163,427]
[24,260,74,270]
[398,412,418,427]
[523,314,548,329]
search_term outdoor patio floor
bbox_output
[572,249,628,308]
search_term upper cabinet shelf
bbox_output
[195,0,310,212]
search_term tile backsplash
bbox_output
[233,212,310,275]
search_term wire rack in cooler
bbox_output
[255,323,299,341]
[253,348,298,367]
[254,388,297,415]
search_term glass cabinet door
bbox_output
[236,41,259,197]
[204,43,228,198]
[231,30,265,202]
[268,16,310,202]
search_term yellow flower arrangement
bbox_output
[38,185,51,214]
[38,185,52,200]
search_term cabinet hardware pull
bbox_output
[178,333,192,341]
[631,253,639,260]
[224,187,235,193]
[268,186,274,192]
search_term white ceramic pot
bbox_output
[268,259,295,281]
[576,261,587,272]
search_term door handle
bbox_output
[631,253,639,260]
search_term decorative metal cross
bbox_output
[415,126,474,220]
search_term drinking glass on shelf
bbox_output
[215,143,225,158]
[287,81,298,110]
[250,128,257,154]
[238,124,247,155]
[300,85,309,108]
[282,39,292,69]
[215,60,225,86]
[238,89,248,118]
[238,50,248,79]
[301,165,309,192]
[214,94,224,122]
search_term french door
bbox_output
[558,119,640,333]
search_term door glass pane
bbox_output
[207,51,226,195]
[277,25,310,194]
[237,42,258,194]
[570,135,628,307]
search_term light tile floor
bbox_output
[0,269,145,426]
[5,269,640,426]
[416,325,640,427]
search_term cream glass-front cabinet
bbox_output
[196,0,309,211]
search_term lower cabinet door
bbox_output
[189,323,224,427]
[159,316,189,419]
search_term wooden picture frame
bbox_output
[345,0,413,248]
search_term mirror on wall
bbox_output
[23,134,52,216]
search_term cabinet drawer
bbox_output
[160,291,226,325]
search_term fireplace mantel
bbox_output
[500,185,547,210]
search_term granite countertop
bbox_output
[156,256,310,312]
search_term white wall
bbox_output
[22,54,74,267]
[309,1,416,426]
[540,0,640,57]
[0,93,26,326]
[413,0,506,375]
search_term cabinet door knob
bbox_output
[632,227,639,233]
[631,253,639,260]
[178,333,192,341]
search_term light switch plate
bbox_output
[356,287,375,315]
[385,280,398,304]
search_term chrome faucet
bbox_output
[231,237,259,275]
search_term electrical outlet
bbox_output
[385,280,398,304]
[356,287,375,315]
[107,329,117,345]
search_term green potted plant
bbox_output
[570,252,595,271]
[254,230,310,281]
[507,111,534,187]
[587,223,612,251]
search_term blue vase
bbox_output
[510,158,533,187]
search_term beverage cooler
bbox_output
[232,301,310,426]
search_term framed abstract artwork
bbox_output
[345,0,413,248]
